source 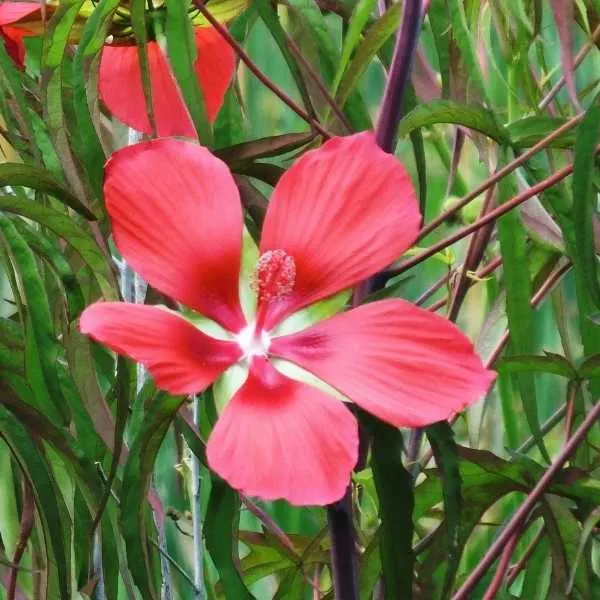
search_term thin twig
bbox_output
[452,399,600,599]
[538,23,600,110]
[415,114,584,243]
[482,530,519,600]
[192,1,332,138]
[392,159,585,276]
[285,35,354,133]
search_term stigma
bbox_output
[251,249,296,304]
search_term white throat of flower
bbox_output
[235,324,271,361]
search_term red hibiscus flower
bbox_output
[0,2,234,134]
[0,2,43,67]
[80,133,495,505]
[99,26,235,137]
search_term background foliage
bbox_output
[1,0,600,598]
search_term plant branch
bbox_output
[416,114,584,242]
[327,489,359,600]
[375,0,423,151]
[192,1,332,138]
[452,399,600,599]
[392,159,586,276]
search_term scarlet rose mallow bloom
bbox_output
[80,133,495,505]
[0,2,235,135]
[99,26,235,137]
[0,2,43,67]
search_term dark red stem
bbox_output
[375,0,423,152]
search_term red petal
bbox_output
[206,357,358,506]
[1,26,27,67]
[194,26,235,123]
[80,302,241,395]
[104,138,246,332]
[0,3,40,25]
[259,132,421,330]
[99,41,196,137]
[271,300,496,428]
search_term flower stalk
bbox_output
[329,2,423,598]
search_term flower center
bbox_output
[251,249,296,304]
[235,324,271,359]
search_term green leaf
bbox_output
[542,496,590,599]
[446,0,489,103]
[0,404,72,600]
[507,116,578,149]
[0,163,96,220]
[130,0,156,134]
[496,150,550,462]
[397,100,509,143]
[360,412,413,600]
[120,393,186,600]
[0,194,117,298]
[0,214,70,425]
[572,94,600,311]
[254,0,316,119]
[332,0,379,94]
[426,421,462,597]
[497,354,577,379]
[165,0,212,145]
[335,3,402,108]
[71,0,119,200]
[42,0,92,205]
[216,132,315,165]
[578,354,600,379]
[205,478,255,599]
[428,0,451,98]
[12,217,85,320]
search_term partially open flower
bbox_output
[0,1,237,134]
[80,133,495,506]
[99,26,235,136]
[0,2,47,67]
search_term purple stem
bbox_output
[327,489,359,600]
[375,0,424,152]
[329,3,424,599]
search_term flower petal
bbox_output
[104,138,246,332]
[271,299,496,428]
[0,3,41,25]
[194,26,235,122]
[206,357,358,506]
[1,26,27,67]
[259,132,421,329]
[80,302,241,395]
[99,41,195,137]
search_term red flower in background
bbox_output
[0,2,42,67]
[0,2,235,134]
[80,133,495,505]
[99,27,235,136]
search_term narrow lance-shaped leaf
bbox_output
[496,150,550,462]
[396,100,509,144]
[0,214,71,425]
[71,0,121,200]
[0,163,96,220]
[360,412,414,600]
[254,0,317,122]
[425,421,462,597]
[120,393,186,600]
[549,0,581,110]
[205,477,256,599]
[165,0,212,145]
